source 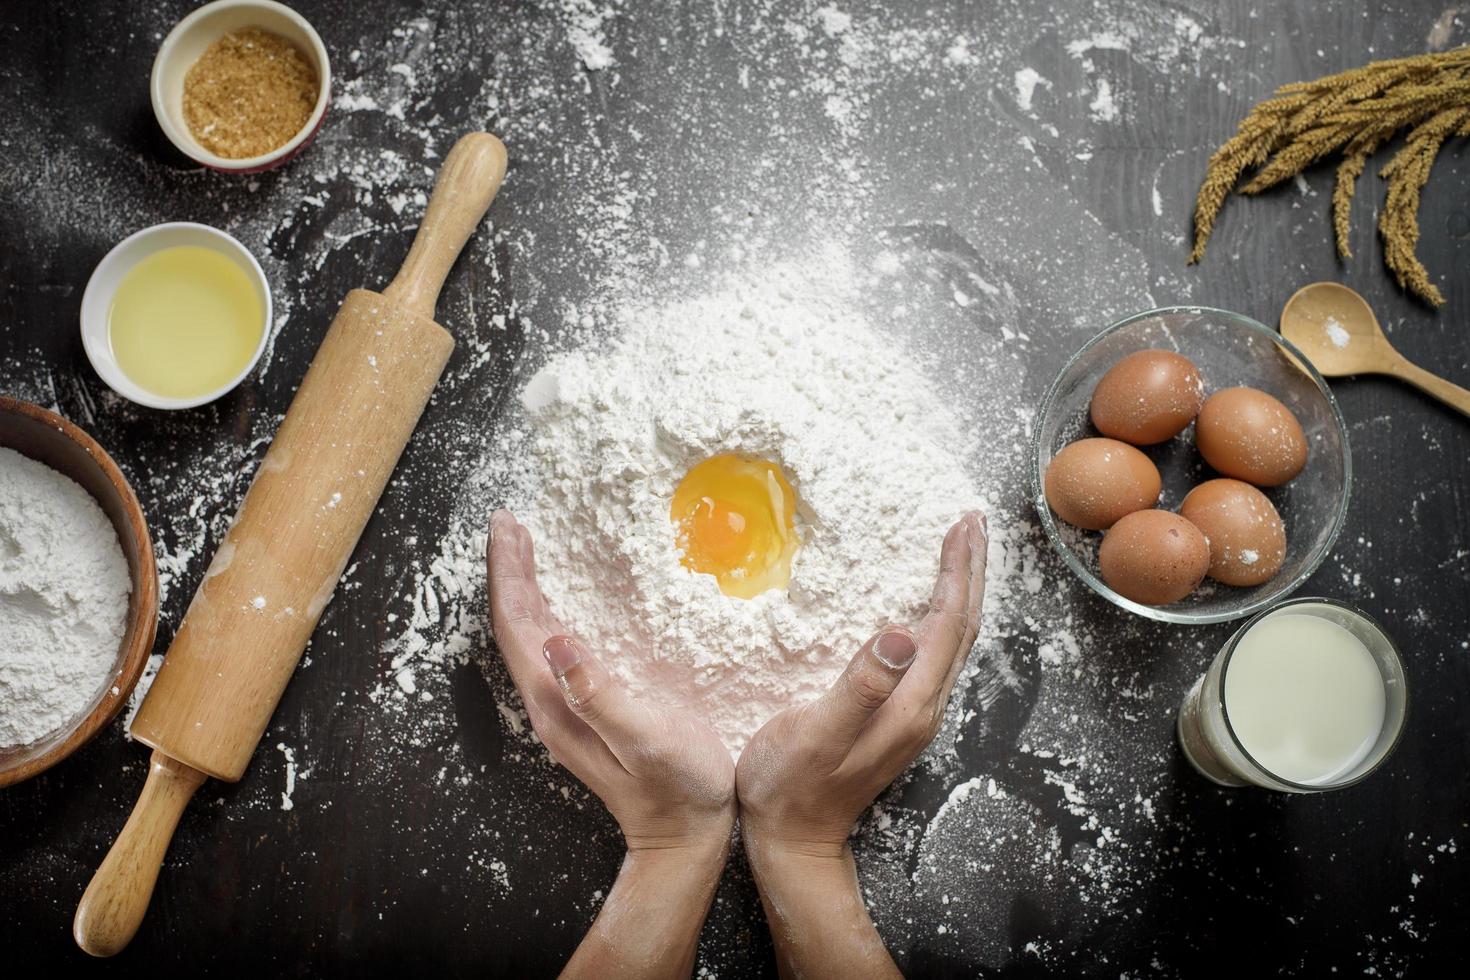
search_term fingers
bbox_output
[904,511,987,700]
[509,512,568,636]
[809,626,918,762]
[936,512,988,701]
[487,511,556,690]
[487,512,589,733]
[543,634,652,769]
[487,512,628,781]
[847,512,987,772]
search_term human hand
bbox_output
[487,510,736,978]
[736,511,987,977]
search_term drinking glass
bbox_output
[1177,597,1408,792]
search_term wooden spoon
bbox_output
[1280,282,1470,418]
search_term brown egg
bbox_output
[1180,479,1287,586]
[1090,349,1205,445]
[1044,438,1162,530]
[1195,387,1308,486]
[1099,509,1211,605]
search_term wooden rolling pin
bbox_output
[73,132,508,957]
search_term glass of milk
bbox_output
[1177,597,1407,792]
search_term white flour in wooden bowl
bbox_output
[0,447,131,747]
[500,254,984,752]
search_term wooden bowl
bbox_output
[0,397,159,787]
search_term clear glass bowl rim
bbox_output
[1029,304,1353,625]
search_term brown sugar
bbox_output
[183,27,319,160]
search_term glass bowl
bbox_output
[1031,307,1351,625]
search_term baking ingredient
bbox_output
[1195,387,1308,486]
[670,454,800,600]
[7,2,1446,966]
[1224,614,1386,784]
[108,245,265,400]
[1179,478,1286,586]
[1098,509,1210,605]
[183,27,319,160]
[1043,437,1161,530]
[0,447,131,747]
[1188,46,1470,306]
[1089,349,1204,445]
[506,260,983,752]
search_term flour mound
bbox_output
[0,447,131,747]
[508,260,983,752]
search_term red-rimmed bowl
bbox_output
[150,0,331,174]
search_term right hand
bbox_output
[737,511,988,855]
[734,512,987,979]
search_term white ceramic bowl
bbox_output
[80,222,272,410]
[151,0,331,173]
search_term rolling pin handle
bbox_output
[381,131,509,319]
[73,749,208,957]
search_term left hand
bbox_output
[488,510,737,978]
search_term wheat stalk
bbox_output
[1379,106,1470,306]
[1332,133,1384,258]
[1190,47,1470,306]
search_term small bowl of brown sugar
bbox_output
[151,0,331,173]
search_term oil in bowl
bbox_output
[108,245,264,401]
[80,222,272,410]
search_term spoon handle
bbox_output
[1388,357,1470,419]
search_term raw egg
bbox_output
[1043,438,1161,530]
[1090,349,1205,445]
[1179,478,1286,586]
[1195,387,1307,487]
[671,454,800,599]
[1099,509,1211,605]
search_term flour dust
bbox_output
[501,252,983,753]
[0,448,131,746]
[1,0,1458,973]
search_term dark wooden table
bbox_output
[3,1,1467,975]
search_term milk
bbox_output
[1222,614,1386,785]
[1176,599,1406,792]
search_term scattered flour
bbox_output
[815,4,853,36]
[1088,78,1119,122]
[1014,67,1050,112]
[0,447,131,746]
[276,742,298,811]
[503,254,984,751]
[2,0,1456,971]
[563,0,617,71]
[1325,316,1352,349]
[1064,31,1133,57]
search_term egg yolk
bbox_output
[670,455,800,599]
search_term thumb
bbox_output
[543,635,649,765]
[813,626,917,755]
